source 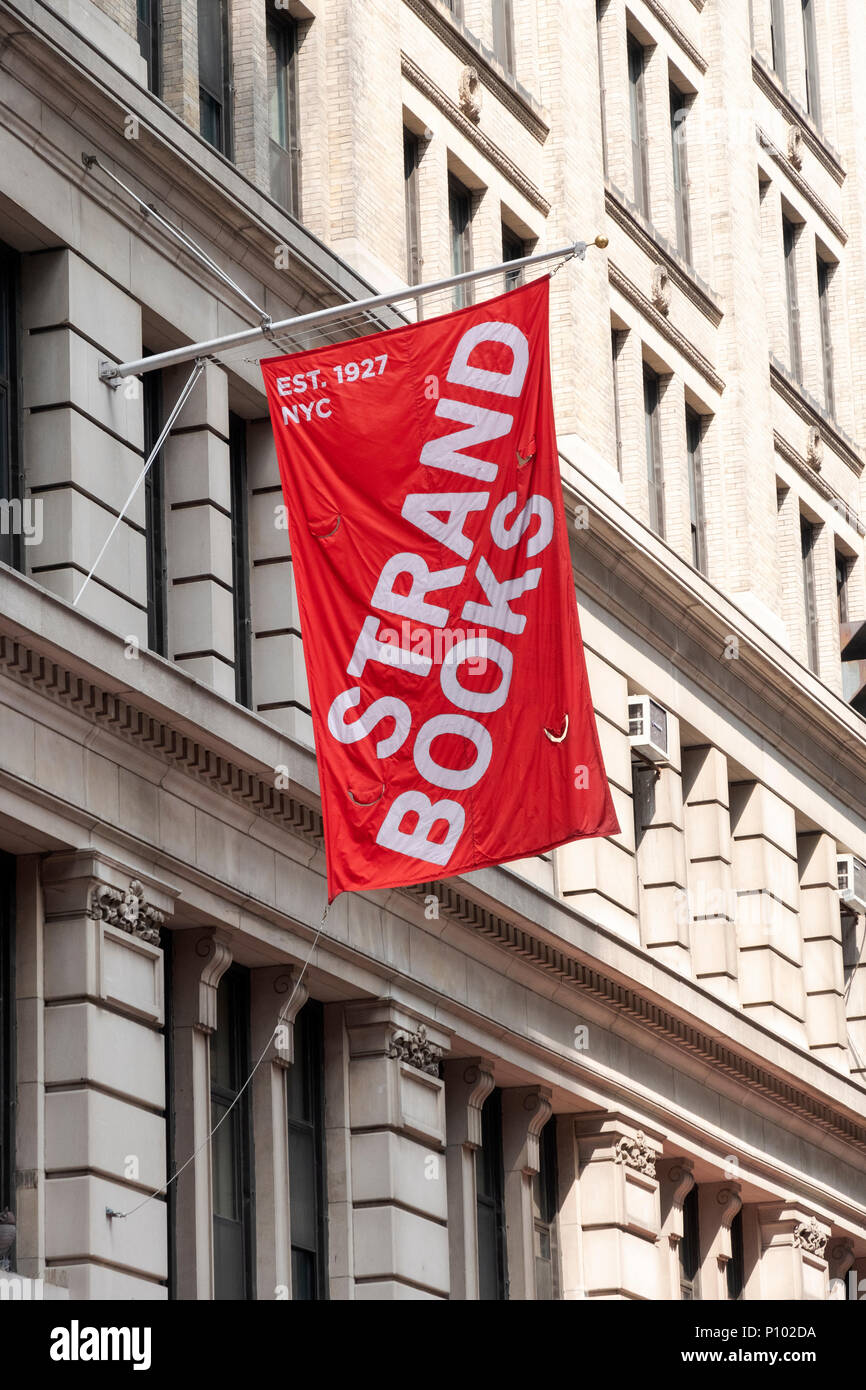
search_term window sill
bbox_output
[605,183,723,326]
[770,355,864,478]
[751,53,845,186]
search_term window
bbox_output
[267,6,300,215]
[0,245,21,573]
[686,406,707,573]
[783,217,802,382]
[403,130,422,286]
[502,223,526,291]
[286,1000,328,1299]
[802,0,821,123]
[532,1117,559,1300]
[727,1208,745,1300]
[670,85,692,263]
[0,854,14,1239]
[449,176,473,309]
[137,0,161,95]
[817,255,835,416]
[679,1183,701,1299]
[198,0,232,155]
[476,1088,507,1299]
[842,911,859,988]
[597,1,609,177]
[143,368,168,656]
[801,515,820,672]
[229,413,252,709]
[210,965,255,1300]
[628,35,651,218]
[643,364,665,537]
[837,550,850,625]
[611,328,625,477]
[491,0,515,74]
[770,0,786,84]
[444,0,464,17]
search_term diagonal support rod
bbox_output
[73,359,206,609]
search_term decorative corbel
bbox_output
[193,931,233,1034]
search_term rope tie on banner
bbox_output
[347,783,385,807]
[73,359,206,608]
[544,714,569,743]
[105,909,326,1222]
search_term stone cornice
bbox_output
[401,54,550,214]
[608,263,725,393]
[770,358,863,476]
[605,184,723,326]
[751,54,846,187]
[401,0,549,143]
[756,125,847,245]
[643,0,707,74]
[773,430,866,534]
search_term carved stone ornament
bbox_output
[459,65,482,123]
[386,1024,444,1076]
[651,264,672,316]
[787,124,804,170]
[614,1130,657,1178]
[806,425,824,470]
[88,879,163,945]
[794,1216,828,1257]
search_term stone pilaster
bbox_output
[501,1086,553,1299]
[683,745,738,1004]
[798,831,847,1068]
[444,1057,495,1300]
[576,1112,665,1299]
[698,1181,743,1300]
[635,716,691,973]
[658,1157,695,1299]
[345,1002,450,1299]
[756,1203,830,1300]
[171,928,233,1301]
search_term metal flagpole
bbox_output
[72,359,207,608]
[98,236,608,384]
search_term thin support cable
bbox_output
[73,359,206,609]
[81,153,272,328]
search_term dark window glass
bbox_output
[502,223,525,291]
[404,130,422,286]
[476,1088,507,1300]
[842,911,859,988]
[837,550,850,625]
[679,1183,701,1299]
[267,8,300,215]
[727,1208,745,1300]
[801,515,820,673]
[531,1117,559,1300]
[143,367,168,656]
[783,217,802,382]
[817,256,835,416]
[771,0,786,84]
[287,1000,328,1299]
[686,406,707,573]
[229,413,252,709]
[492,0,515,74]
[643,364,665,537]
[0,245,21,574]
[628,35,650,218]
[198,0,232,156]
[210,965,255,1300]
[137,0,162,95]
[0,853,14,1238]
[449,176,473,309]
[670,86,692,263]
[611,328,625,477]
[802,0,821,123]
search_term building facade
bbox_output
[0,0,865,1300]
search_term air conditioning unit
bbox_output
[837,854,866,914]
[628,695,669,763]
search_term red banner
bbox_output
[261,277,618,900]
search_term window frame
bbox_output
[531,1116,560,1300]
[0,854,15,1232]
[628,34,651,218]
[267,5,301,216]
[229,412,253,709]
[137,0,162,96]
[198,0,233,157]
[643,363,665,537]
[0,243,22,574]
[403,129,422,287]
[686,405,707,573]
[800,514,820,673]
[449,174,474,309]
[783,215,803,383]
[210,964,256,1301]
[476,1087,507,1300]
[286,999,329,1300]
[679,1182,701,1299]
[143,366,168,657]
[770,0,787,85]
[727,1208,745,1301]
[502,222,526,291]
[802,0,821,124]
[597,0,609,178]
[817,254,835,417]
[611,327,626,478]
[836,549,850,626]
[670,84,692,263]
[491,0,515,75]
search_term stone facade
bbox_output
[0,0,864,1301]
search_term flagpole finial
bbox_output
[593,234,609,249]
